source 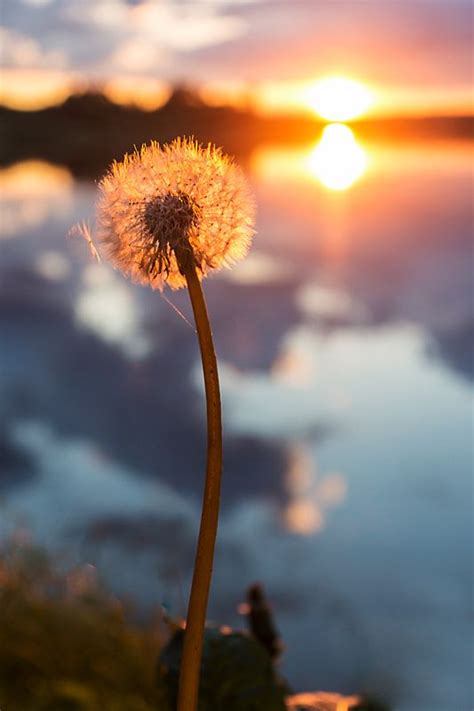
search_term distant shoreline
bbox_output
[1,90,472,179]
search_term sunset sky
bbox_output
[1,0,473,115]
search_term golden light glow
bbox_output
[103,77,171,111]
[0,161,73,239]
[307,124,368,191]
[0,160,72,196]
[251,135,471,194]
[285,500,324,535]
[306,77,373,121]
[198,80,252,110]
[0,69,80,111]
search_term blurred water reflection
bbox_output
[309,124,368,191]
[0,136,472,710]
[252,124,369,192]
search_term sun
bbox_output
[306,77,373,121]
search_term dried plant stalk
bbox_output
[175,246,222,711]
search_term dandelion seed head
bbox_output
[96,137,255,290]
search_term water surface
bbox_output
[0,130,472,710]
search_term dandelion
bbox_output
[80,138,254,711]
[96,137,254,290]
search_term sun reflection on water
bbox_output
[307,123,368,191]
[250,124,369,193]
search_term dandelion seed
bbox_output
[69,220,101,262]
[96,137,255,290]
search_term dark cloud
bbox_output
[205,278,302,370]
[0,426,35,491]
[428,320,474,382]
[82,511,194,552]
[0,263,306,508]
[79,512,198,590]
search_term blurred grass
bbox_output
[0,540,378,711]
[0,541,288,711]
[0,539,167,711]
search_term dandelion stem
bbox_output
[175,247,222,711]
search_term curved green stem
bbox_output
[175,250,222,711]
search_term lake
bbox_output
[0,127,472,710]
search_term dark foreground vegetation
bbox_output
[0,540,164,710]
[0,541,389,711]
[0,541,289,711]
